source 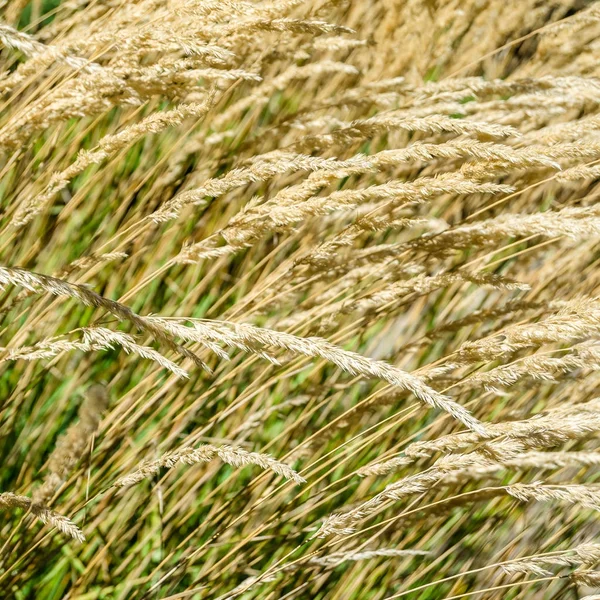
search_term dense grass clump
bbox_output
[2,1,600,598]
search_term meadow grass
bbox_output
[2,1,600,598]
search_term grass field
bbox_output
[2,1,600,598]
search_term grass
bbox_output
[2,0,600,599]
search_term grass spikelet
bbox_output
[506,483,600,511]
[34,384,108,505]
[319,452,492,537]
[114,444,305,487]
[150,317,485,433]
[500,543,600,577]
[0,267,204,368]
[0,493,84,542]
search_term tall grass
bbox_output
[2,0,600,598]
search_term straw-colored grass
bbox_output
[2,1,600,598]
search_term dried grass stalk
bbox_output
[114,444,305,487]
